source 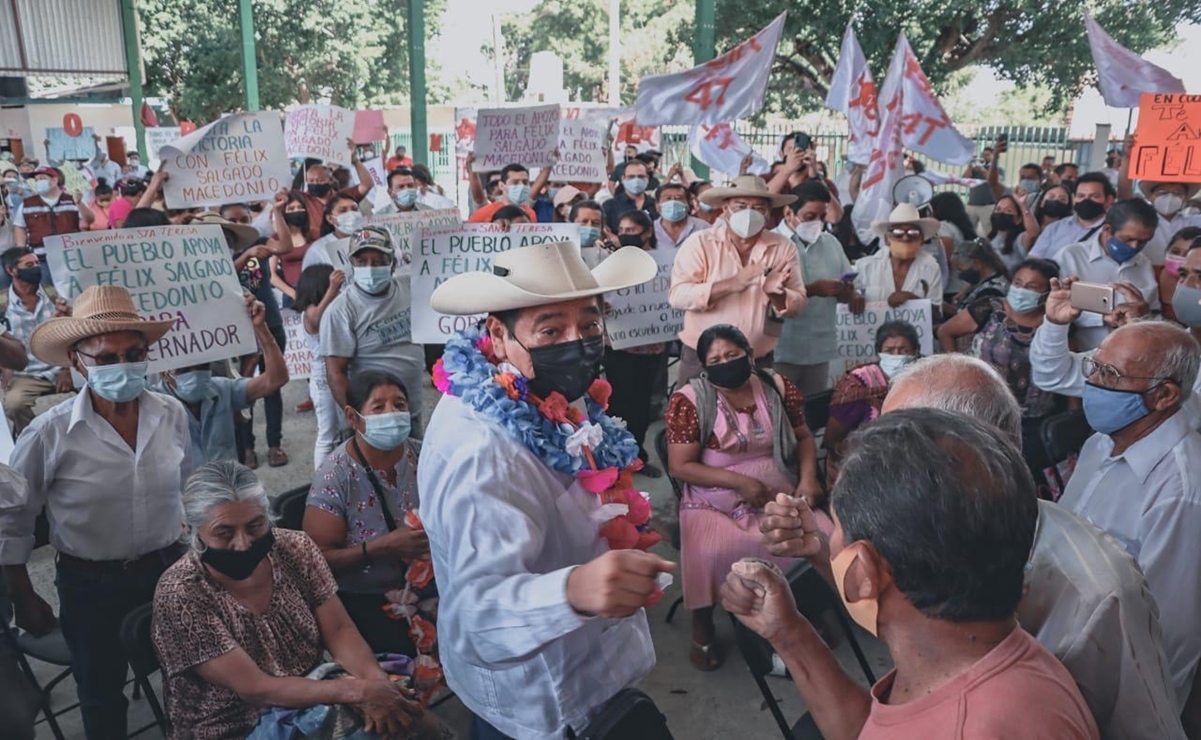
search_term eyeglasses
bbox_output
[888,228,924,242]
[75,346,149,366]
[1082,356,1175,389]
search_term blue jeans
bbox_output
[471,714,515,740]
[56,557,174,740]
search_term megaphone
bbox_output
[893,174,934,209]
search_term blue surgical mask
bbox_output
[174,369,213,403]
[579,225,601,247]
[548,187,561,202]
[878,353,914,379]
[358,410,412,451]
[353,265,393,294]
[623,177,648,195]
[1018,178,1041,194]
[1106,236,1141,264]
[1007,285,1045,314]
[698,201,716,213]
[1171,284,1201,328]
[85,361,148,403]
[33,179,52,195]
[660,200,688,223]
[507,184,530,204]
[1082,382,1152,435]
[394,188,419,208]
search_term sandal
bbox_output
[690,640,724,672]
[243,449,259,470]
[268,448,289,467]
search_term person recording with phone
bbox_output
[767,132,820,195]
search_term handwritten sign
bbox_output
[1129,93,1201,183]
[161,111,291,209]
[366,208,461,264]
[280,308,312,380]
[605,247,682,350]
[285,105,356,166]
[353,109,387,144]
[829,299,934,384]
[59,164,92,197]
[471,104,561,172]
[413,223,580,343]
[115,126,181,170]
[44,225,257,373]
[553,119,608,183]
[47,126,96,161]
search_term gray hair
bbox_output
[890,354,1023,447]
[182,461,272,549]
[1111,320,1200,400]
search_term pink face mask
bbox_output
[1165,254,1186,277]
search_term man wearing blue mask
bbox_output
[602,158,659,233]
[1059,320,1201,714]
[1054,199,1160,350]
[373,167,432,216]
[320,226,425,436]
[2,285,193,739]
[653,182,710,248]
[467,162,546,224]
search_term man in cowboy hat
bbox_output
[418,241,676,740]
[0,285,193,739]
[853,203,944,307]
[1138,180,1201,266]
[669,174,807,383]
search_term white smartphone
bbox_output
[1070,281,1115,314]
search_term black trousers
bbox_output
[338,591,416,656]
[604,349,665,462]
[240,322,287,450]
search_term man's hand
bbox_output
[763,265,792,297]
[566,550,677,618]
[667,163,685,182]
[53,297,71,318]
[1044,277,1081,326]
[376,527,430,561]
[759,493,826,560]
[1105,281,1151,328]
[720,558,803,646]
[808,279,845,298]
[739,153,754,177]
[246,296,267,328]
[847,292,866,315]
[358,679,423,738]
[54,368,73,393]
[13,591,57,637]
[888,290,916,308]
[327,268,346,297]
[272,189,289,210]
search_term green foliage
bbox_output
[136,0,447,124]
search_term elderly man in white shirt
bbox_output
[1059,321,1201,714]
[853,203,943,305]
[1031,172,1115,259]
[418,241,674,740]
[0,286,193,740]
[1053,199,1161,350]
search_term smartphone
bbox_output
[1070,281,1115,314]
[793,133,812,151]
[840,271,859,283]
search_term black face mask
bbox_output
[990,213,1017,232]
[14,267,42,285]
[283,211,309,229]
[1041,200,1071,219]
[200,529,275,581]
[524,335,605,401]
[1074,200,1105,221]
[618,233,645,248]
[306,183,332,198]
[705,356,753,389]
[957,268,981,284]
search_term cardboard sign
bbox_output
[280,308,312,380]
[552,119,608,184]
[1129,93,1201,183]
[829,299,934,384]
[116,126,182,170]
[161,112,291,209]
[412,223,580,343]
[44,225,257,373]
[366,208,461,263]
[59,164,92,197]
[47,126,96,161]
[353,110,387,144]
[471,104,561,172]
[285,105,356,166]
[605,247,682,350]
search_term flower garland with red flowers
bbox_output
[382,509,443,704]
[433,326,660,552]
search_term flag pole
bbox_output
[1124,108,1134,139]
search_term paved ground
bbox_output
[21,375,892,739]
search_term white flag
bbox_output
[918,168,984,188]
[1084,12,1185,108]
[687,124,771,179]
[853,36,908,236]
[635,13,786,127]
[826,25,878,166]
[892,36,974,166]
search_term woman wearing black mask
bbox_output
[986,194,1038,273]
[665,323,825,671]
[1034,184,1072,228]
[945,239,1011,330]
[267,190,313,309]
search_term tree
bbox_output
[136,0,448,124]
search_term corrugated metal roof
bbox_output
[0,0,128,75]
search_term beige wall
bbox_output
[0,103,136,158]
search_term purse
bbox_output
[575,688,673,740]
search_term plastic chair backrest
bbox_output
[119,603,159,679]
[1041,410,1093,464]
[272,486,310,531]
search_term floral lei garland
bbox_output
[432,326,661,552]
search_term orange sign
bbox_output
[63,113,83,137]
[1129,93,1201,183]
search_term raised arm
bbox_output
[243,298,288,403]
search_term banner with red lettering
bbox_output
[1085,12,1185,108]
[687,123,770,178]
[634,12,786,127]
[853,36,907,234]
[825,24,878,166]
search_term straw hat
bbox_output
[191,211,261,253]
[870,203,941,241]
[30,286,175,368]
[698,175,796,209]
[1138,180,1201,200]
[431,240,657,315]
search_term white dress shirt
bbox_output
[1052,238,1160,350]
[1023,501,1184,739]
[1031,215,1105,259]
[1059,411,1201,707]
[853,249,943,303]
[0,390,193,563]
[417,395,655,740]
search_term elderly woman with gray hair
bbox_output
[151,461,427,740]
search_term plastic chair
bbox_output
[728,562,877,740]
[119,603,169,735]
[2,621,74,740]
[1040,410,1093,491]
[272,485,310,531]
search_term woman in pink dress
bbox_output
[665,323,827,671]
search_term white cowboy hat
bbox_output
[191,211,261,253]
[870,203,941,241]
[1138,180,1201,200]
[30,285,175,368]
[431,240,657,315]
[698,175,796,209]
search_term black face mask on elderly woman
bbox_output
[201,529,275,580]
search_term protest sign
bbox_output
[285,105,356,166]
[60,164,92,196]
[605,247,683,350]
[413,223,580,343]
[161,111,291,209]
[116,126,182,170]
[366,208,461,263]
[829,299,934,384]
[471,104,561,172]
[47,126,96,161]
[353,109,387,143]
[553,119,608,183]
[280,308,312,380]
[45,225,257,373]
[1129,94,1201,183]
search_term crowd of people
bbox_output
[0,120,1198,740]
